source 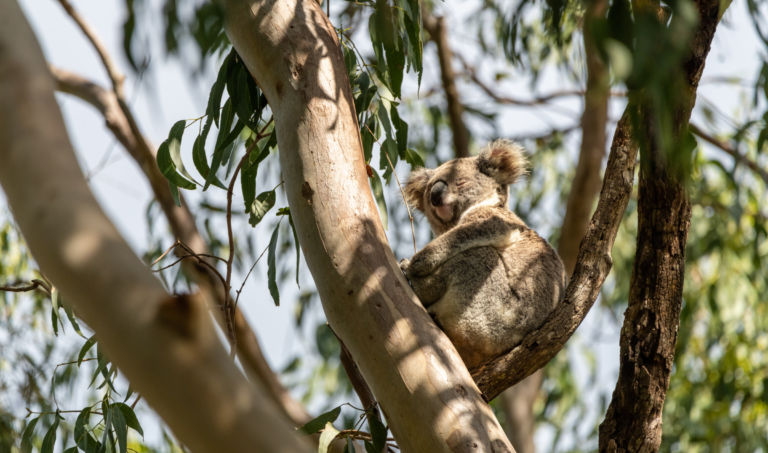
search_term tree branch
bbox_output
[500,1,611,450]
[220,0,514,450]
[0,1,310,450]
[471,108,638,401]
[422,9,470,158]
[50,66,312,427]
[598,0,724,450]
[689,123,768,185]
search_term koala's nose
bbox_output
[430,181,448,207]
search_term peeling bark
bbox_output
[598,0,723,450]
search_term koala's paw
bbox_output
[399,258,411,277]
[407,254,431,277]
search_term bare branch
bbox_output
[689,123,768,185]
[422,9,470,158]
[49,68,312,427]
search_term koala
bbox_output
[399,139,567,369]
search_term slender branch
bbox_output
[49,69,312,427]
[689,123,768,185]
[0,278,52,295]
[55,0,125,98]
[422,9,469,157]
[472,109,639,400]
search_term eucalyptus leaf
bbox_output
[78,335,97,367]
[41,412,60,453]
[157,140,196,190]
[299,406,342,435]
[318,422,341,453]
[167,120,199,184]
[369,168,388,230]
[113,402,144,436]
[369,416,387,451]
[111,403,128,453]
[267,220,281,306]
[248,190,277,227]
[20,416,39,453]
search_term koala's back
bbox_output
[427,212,566,369]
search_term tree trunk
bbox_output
[598,0,723,450]
[0,2,311,451]
[219,1,514,451]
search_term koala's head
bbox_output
[403,139,528,236]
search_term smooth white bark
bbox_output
[219,1,515,451]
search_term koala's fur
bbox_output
[400,139,567,369]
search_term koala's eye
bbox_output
[456,180,469,188]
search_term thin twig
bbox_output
[689,123,768,185]
[364,124,417,253]
[130,394,142,409]
[224,119,275,358]
[55,0,125,98]
[234,240,272,313]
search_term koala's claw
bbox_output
[399,258,411,275]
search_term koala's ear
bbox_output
[476,139,529,185]
[403,167,432,212]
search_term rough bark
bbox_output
[220,1,514,451]
[0,1,311,451]
[471,109,637,401]
[598,0,722,451]
[422,10,470,158]
[50,67,312,427]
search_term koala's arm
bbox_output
[401,259,451,307]
[403,207,522,277]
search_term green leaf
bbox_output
[207,54,229,126]
[41,411,60,453]
[343,43,358,82]
[169,182,181,207]
[364,441,378,453]
[390,105,409,159]
[267,220,281,306]
[157,140,196,190]
[111,403,128,453]
[379,138,398,184]
[248,190,277,227]
[207,122,245,191]
[354,73,373,117]
[112,403,144,437]
[299,406,341,434]
[88,355,111,388]
[100,404,113,453]
[62,298,85,338]
[63,447,78,453]
[241,141,271,220]
[344,437,354,453]
[167,120,199,184]
[318,422,340,453]
[369,416,387,452]
[192,132,227,190]
[75,407,101,453]
[288,212,301,287]
[404,148,425,170]
[124,385,134,403]
[362,115,378,163]
[385,35,406,99]
[403,13,423,87]
[20,416,39,453]
[78,335,97,367]
[369,169,388,230]
[51,306,59,337]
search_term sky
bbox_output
[4,0,766,450]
